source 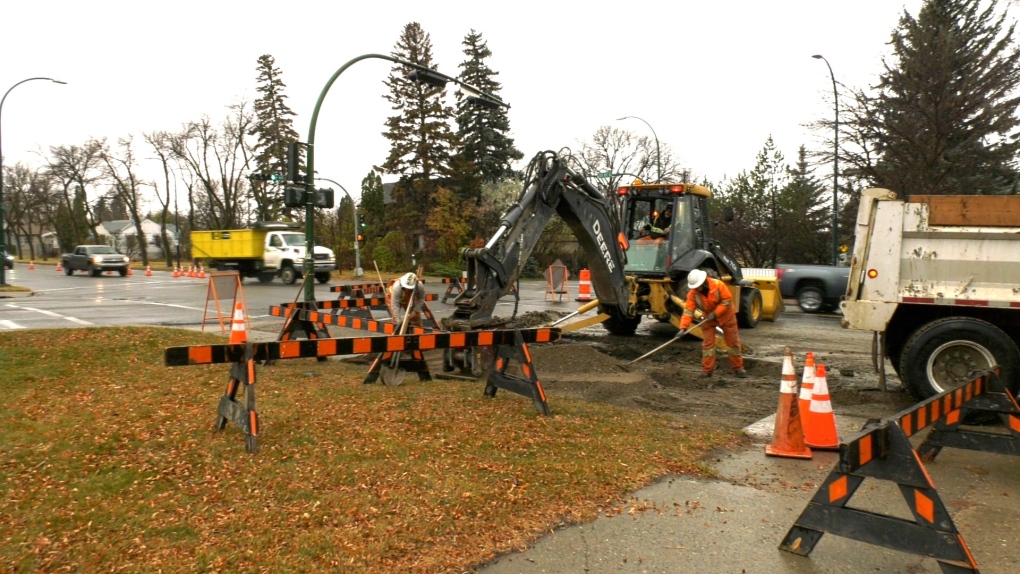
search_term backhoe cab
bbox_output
[602,181,772,336]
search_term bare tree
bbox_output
[575,127,684,195]
[46,140,105,248]
[2,163,55,260]
[144,130,182,266]
[98,137,150,265]
[169,103,257,230]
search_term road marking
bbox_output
[0,319,24,329]
[5,304,94,325]
[134,301,205,312]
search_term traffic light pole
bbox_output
[303,53,506,302]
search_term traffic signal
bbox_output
[287,141,302,183]
[284,186,306,207]
[356,233,364,243]
[270,172,283,182]
[250,173,272,182]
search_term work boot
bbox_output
[733,369,749,379]
[702,371,714,378]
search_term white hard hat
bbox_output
[687,269,708,289]
[399,272,418,289]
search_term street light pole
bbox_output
[617,116,661,183]
[301,53,506,302]
[315,177,362,277]
[812,54,840,266]
[0,77,66,285]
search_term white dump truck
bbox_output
[841,188,1020,399]
[191,221,337,284]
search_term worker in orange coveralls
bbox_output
[677,269,748,378]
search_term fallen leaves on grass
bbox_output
[0,327,741,573]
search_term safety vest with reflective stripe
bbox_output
[679,277,735,329]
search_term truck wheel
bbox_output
[64,264,73,276]
[315,272,331,284]
[280,265,298,285]
[899,317,1020,400]
[796,286,824,313]
[89,264,102,277]
[257,272,275,284]
[602,306,641,336]
[118,269,127,277]
[737,288,763,328]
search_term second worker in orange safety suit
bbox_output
[677,269,748,378]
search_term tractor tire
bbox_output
[796,286,825,313]
[899,317,1020,400]
[280,265,298,285]
[737,288,763,329]
[602,306,641,336]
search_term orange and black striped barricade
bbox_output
[165,327,561,453]
[441,275,466,303]
[780,369,1020,573]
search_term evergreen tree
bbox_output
[842,0,1020,196]
[381,23,458,250]
[359,170,386,255]
[454,30,522,202]
[778,147,831,264]
[252,54,300,219]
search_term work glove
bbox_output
[703,312,716,322]
[673,328,688,339]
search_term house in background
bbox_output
[96,219,178,260]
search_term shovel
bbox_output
[627,317,709,365]
[380,284,416,386]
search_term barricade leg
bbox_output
[364,349,432,385]
[780,422,979,573]
[215,343,260,454]
[486,330,550,415]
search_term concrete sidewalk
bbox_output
[479,414,1020,574]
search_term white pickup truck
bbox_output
[841,189,1020,400]
[191,221,337,284]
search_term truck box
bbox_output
[191,229,268,260]
[841,189,1020,399]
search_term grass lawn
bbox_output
[0,327,742,573]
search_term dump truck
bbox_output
[191,221,337,284]
[841,189,1020,399]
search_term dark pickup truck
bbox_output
[776,264,850,313]
[61,245,130,277]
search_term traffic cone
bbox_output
[172,267,180,278]
[127,267,133,276]
[56,261,63,272]
[798,351,816,416]
[575,268,592,302]
[28,261,35,270]
[765,347,812,459]
[804,364,840,450]
[198,265,206,279]
[145,265,152,277]
[228,302,248,344]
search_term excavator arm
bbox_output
[448,151,631,329]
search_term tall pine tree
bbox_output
[844,0,1020,196]
[252,54,300,220]
[381,23,459,253]
[454,30,522,202]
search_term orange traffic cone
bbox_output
[198,265,206,279]
[28,261,35,270]
[765,348,812,459]
[56,261,63,272]
[804,364,840,450]
[145,265,152,277]
[172,267,180,278]
[127,267,133,276]
[228,302,248,344]
[575,268,592,302]
[798,351,816,416]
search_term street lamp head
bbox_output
[812,54,824,60]
[616,116,630,121]
[50,79,67,85]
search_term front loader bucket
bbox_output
[741,275,784,322]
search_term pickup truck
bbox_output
[61,245,130,277]
[776,263,850,313]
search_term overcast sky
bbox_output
[1,0,926,209]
